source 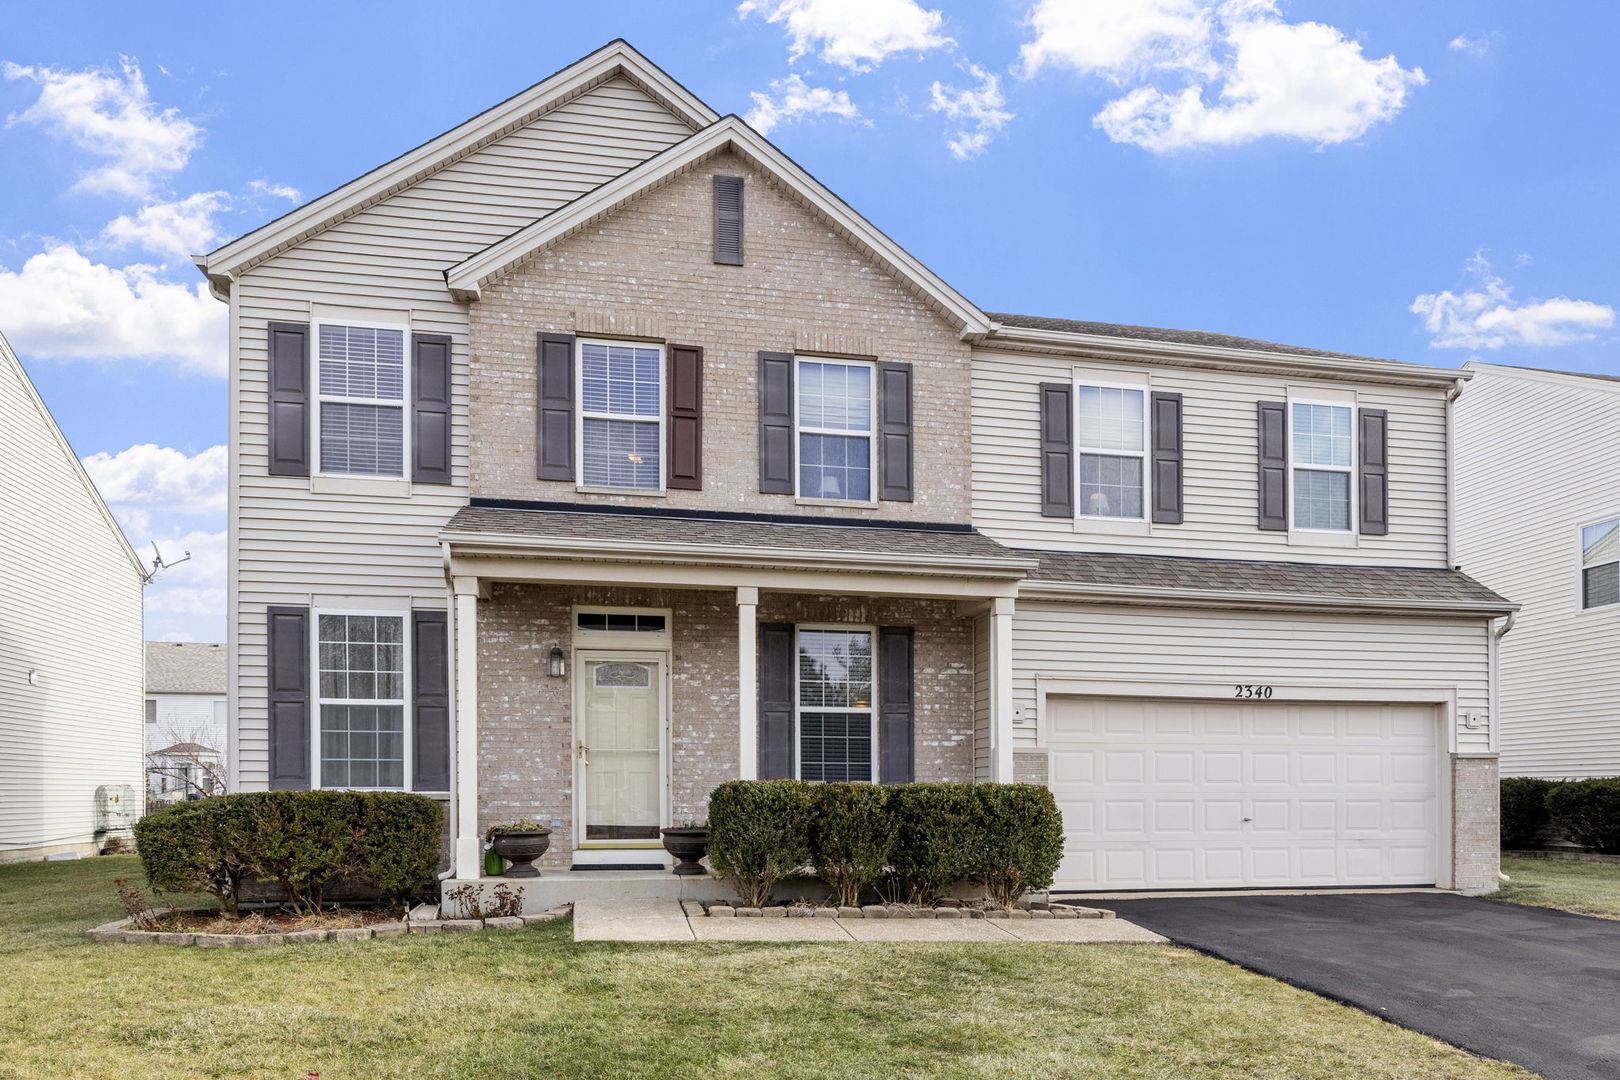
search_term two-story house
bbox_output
[196,40,1510,902]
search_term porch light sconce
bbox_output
[547,645,567,679]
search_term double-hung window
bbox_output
[579,340,662,490]
[1582,518,1620,609]
[316,322,407,476]
[1077,384,1146,519]
[317,613,406,789]
[796,627,875,782]
[797,358,874,502]
[1291,402,1354,531]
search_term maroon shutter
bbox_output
[411,610,450,791]
[1039,382,1074,518]
[877,362,913,502]
[667,344,703,490]
[758,352,794,494]
[1150,391,1183,524]
[267,322,310,477]
[266,605,311,790]
[537,333,575,481]
[1359,408,1389,535]
[412,333,452,484]
[1257,401,1288,531]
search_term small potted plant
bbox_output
[659,821,709,876]
[487,820,552,878]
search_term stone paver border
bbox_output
[86,905,572,947]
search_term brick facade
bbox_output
[465,150,973,523]
[1451,755,1501,894]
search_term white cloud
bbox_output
[930,65,1015,159]
[100,191,230,262]
[739,0,952,71]
[1411,255,1616,350]
[0,244,225,375]
[745,74,863,134]
[82,443,226,519]
[1448,32,1497,59]
[248,179,300,201]
[2,57,202,197]
[1022,0,1425,152]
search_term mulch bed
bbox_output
[143,908,403,935]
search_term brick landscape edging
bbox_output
[85,906,572,946]
[688,899,1115,920]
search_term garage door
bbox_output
[1047,696,1439,890]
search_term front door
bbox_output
[574,651,668,864]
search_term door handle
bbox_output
[577,742,590,767]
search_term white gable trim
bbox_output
[444,116,993,337]
[196,40,717,290]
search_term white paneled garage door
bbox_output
[1047,696,1439,890]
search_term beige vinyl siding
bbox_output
[1455,365,1620,777]
[1011,602,1493,755]
[229,77,695,788]
[971,348,1452,566]
[0,344,144,858]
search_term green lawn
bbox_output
[1496,855,1620,920]
[0,857,1533,1080]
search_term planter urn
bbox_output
[490,829,551,878]
[660,827,709,875]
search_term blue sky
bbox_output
[2,1,1616,640]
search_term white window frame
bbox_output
[311,316,411,480]
[793,356,878,505]
[311,608,412,792]
[1288,398,1357,534]
[575,338,665,493]
[1578,514,1620,612]
[793,623,879,783]
[1074,379,1150,522]
[572,605,674,648]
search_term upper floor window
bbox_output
[317,613,406,789]
[1077,384,1146,519]
[579,340,662,490]
[316,322,407,477]
[798,358,874,502]
[1291,402,1353,532]
[1582,518,1620,609]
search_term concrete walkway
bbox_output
[574,899,1166,944]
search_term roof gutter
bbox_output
[1018,579,1518,617]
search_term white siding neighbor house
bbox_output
[0,331,147,863]
[197,40,1510,907]
[145,642,228,804]
[1456,362,1620,779]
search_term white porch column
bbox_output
[736,586,759,780]
[452,576,483,878]
[989,595,1016,783]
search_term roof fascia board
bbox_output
[198,40,717,282]
[444,117,992,335]
[978,324,1469,387]
[1018,579,1516,616]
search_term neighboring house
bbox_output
[145,642,228,804]
[195,40,1511,898]
[1455,363,1620,780]
[0,331,146,863]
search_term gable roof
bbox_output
[196,40,717,290]
[444,116,993,336]
[1466,360,1620,388]
[145,641,227,694]
[0,331,145,579]
[989,312,1387,363]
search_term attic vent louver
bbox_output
[713,175,744,265]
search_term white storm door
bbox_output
[575,652,667,855]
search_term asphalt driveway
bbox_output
[1099,892,1620,1080]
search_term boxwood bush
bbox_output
[707,780,816,908]
[1500,777,1559,849]
[1547,778,1620,854]
[134,790,443,914]
[808,783,898,908]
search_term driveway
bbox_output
[1100,892,1620,1080]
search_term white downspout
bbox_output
[1492,610,1516,882]
[438,541,458,881]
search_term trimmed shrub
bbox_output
[707,780,815,907]
[809,783,897,907]
[1500,777,1559,849]
[1547,778,1620,854]
[133,799,249,915]
[962,784,1064,907]
[885,783,979,904]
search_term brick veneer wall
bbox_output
[1012,751,1049,786]
[465,149,973,522]
[1452,755,1501,894]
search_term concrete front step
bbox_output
[441,871,734,916]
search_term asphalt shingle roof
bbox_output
[145,642,227,694]
[989,311,1395,364]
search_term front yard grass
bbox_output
[1497,854,1620,920]
[0,856,1532,1080]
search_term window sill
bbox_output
[310,475,412,498]
[575,486,667,498]
[1288,530,1358,549]
[795,497,880,509]
[1075,516,1151,536]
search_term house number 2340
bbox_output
[1233,684,1274,699]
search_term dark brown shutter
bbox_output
[1039,382,1074,518]
[266,605,311,790]
[713,175,744,265]
[1150,391,1183,524]
[1257,400,1288,531]
[412,333,452,484]
[267,322,310,476]
[1358,407,1389,535]
[667,344,703,490]
[411,609,450,792]
[877,362,913,502]
[537,332,575,481]
[877,626,914,784]
[758,352,794,494]
[758,622,795,779]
